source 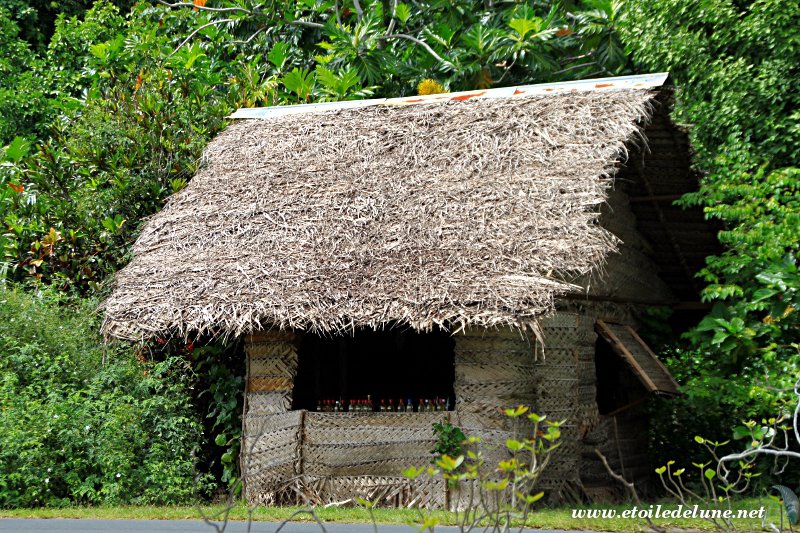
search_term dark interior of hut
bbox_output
[594,335,649,416]
[292,327,456,412]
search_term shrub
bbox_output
[0,287,213,507]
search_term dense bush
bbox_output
[620,0,800,482]
[0,287,213,507]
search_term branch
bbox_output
[385,0,398,36]
[352,0,364,19]
[290,19,324,29]
[230,27,267,45]
[377,33,450,65]
[594,449,666,533]
[171,18,234,55]
[551,61,597,75]
[719,448,800,464]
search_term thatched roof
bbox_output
[102,79,666,341]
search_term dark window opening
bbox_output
[292,327,456,412]
[594,335,648,416]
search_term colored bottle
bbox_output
[406,398,413,412]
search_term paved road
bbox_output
[0,519,594,533]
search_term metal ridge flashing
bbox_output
[228,72,669,120]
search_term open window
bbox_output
[594,320,680,415]
[292,327,456,412]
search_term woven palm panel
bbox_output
[302,412,441,478]
[242,411,302,503]
[454,328,537,437]
[245,462,298,505]
[455,329,534,361]
[245,409,303,435]
[247,330,297,345]
[460,428,515,472]
[246,391,291,415]
[304,456,436,477]
[577,356,597,384]
[299,475,446,509]
[455,362,535,383]
[454,413,506,431]
[532,313,595,496]
[455,347,533,366]
[248,377,293,392]
[305,426,443,445]
[305,411,447,430]
[246,330,298,422]
[249,355,298,379]
[584,245,672,303]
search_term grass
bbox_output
[0,498,786,531]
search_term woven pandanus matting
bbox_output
[303,412,445,477]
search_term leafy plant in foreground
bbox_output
[405,405,563,532]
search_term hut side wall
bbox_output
[534,312,597,502]
[559,300,654,501]
[451,308,652,504]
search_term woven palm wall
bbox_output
[451,314,599,503]
[241,330,446,507]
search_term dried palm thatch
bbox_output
[101,89,657,341]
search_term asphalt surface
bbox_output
[0,519,595,533]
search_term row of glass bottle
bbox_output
[316,396,449,412]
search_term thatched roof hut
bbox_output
[102,73,718,506]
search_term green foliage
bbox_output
[0,10,50,144]
[621,1,800,474]
[0,287,213,507]
[772,485,799,525]
[408,407,562,531]
[620,1,800,371]
[0,0,636,294]
[431,421,466,466]
[654,408,800,531]
[191,341,245,493]
[0,2,242,291]
[648,344,798,488]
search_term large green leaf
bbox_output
[773,485,799,525]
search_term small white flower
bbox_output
[52,414,58,419]
[116,473,121,478]
[85,425,91,431]
[47,468,51,473]
[44,478,49,484]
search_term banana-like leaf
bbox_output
[772,484,799,525]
